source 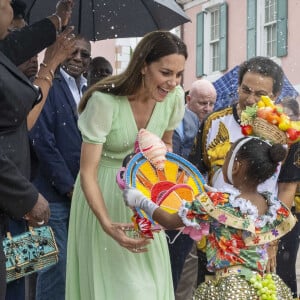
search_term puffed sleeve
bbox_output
[78,92,116,144]
[178,196,209,228]
[166,85,185,131]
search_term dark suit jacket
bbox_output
[173,108,200,159]
[0,19,56,225]
[29,72,82,203]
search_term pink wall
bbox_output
[226,1,247,68]
[91,39,116,74]
[281,1,300,85]
[179,1,248,91]
[179,5,199,91]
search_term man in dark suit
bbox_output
[4,2,75,299]
[29,35,91,300]
[0,0,73,297]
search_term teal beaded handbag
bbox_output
[3,226,59,283]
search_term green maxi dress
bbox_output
[66,86,185,300]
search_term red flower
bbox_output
[208,192,229,206]
[252,236,260,244]
[219,234,246,255]
[133,214,154,239]
[186,211,197,220]
[277,207,289,217]
[215,236,245,264]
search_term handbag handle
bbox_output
[6,226,35,240]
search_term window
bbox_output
[210,8,220,72]
[264,0,277,57]
[196,2,227,77]
[247,0,287,59]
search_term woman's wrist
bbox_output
[39,62,55,80]
[35,63,56,87]
[47,14,62,34]
[34,75,52,88]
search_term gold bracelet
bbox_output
[35,75,52,87]
[39,63,55,80]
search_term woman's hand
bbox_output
[161,130,173,152]
[79,143,150,253]
[105,222,150,253]
[28,27,76,130]
[55,0,74,27]
[43,26,75,70]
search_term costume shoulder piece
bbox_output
[195,191,296,246]
[196,191,256,233]
[243,202,296,246]
[201,107,234,182]
[202,107,234,135]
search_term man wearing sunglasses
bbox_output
[29,35,91,300]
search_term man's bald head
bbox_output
[186,79,217,122]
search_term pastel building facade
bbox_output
[92,0,300,93]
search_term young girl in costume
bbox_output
[123,136,296,300]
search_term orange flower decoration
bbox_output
[208,192,229,206]
[252,236,260,244]
[277,207,289,218]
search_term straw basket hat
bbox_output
[252,117,287,144]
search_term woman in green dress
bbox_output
[66,31,187,300]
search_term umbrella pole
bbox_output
[91,0,96,41]
[25,0,38,24]
[78,0,82,35]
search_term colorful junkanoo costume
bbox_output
[177,186,296,300]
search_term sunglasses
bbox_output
[71,49,91,59]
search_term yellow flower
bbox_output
[261,95,275,108]
[257,100,265,108]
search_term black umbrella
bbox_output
[24,0,191,41]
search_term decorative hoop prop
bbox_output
[125,152,205,195]
[123,151,206,237]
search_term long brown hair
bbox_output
[78,30,187,113]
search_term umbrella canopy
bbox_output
[213,65,299,111]
[24,0,191,41]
